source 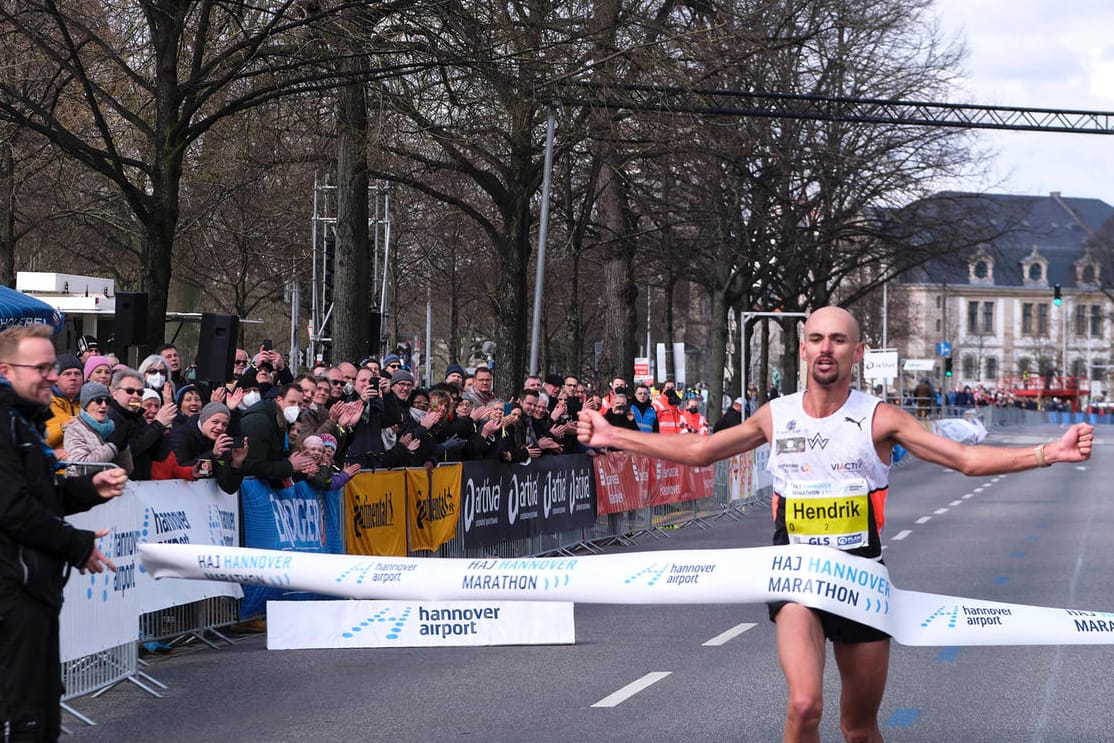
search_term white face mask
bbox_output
[241,391,261,408]
[282,404,300,424]
[146,373,166,389]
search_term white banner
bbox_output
[142,542,1114,647]
[267,600,575,649]
[61,493,143,661]
[863,350,898,381]
[133,479,242,613]
[60,479,242,662]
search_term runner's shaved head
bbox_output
[803,306,860,344]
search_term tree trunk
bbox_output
[0,136,14,288]
[333,75,371,363]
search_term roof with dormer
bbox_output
[898,191,1114,289]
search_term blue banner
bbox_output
[239,479,343,617]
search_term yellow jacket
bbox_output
[46,393,81,449]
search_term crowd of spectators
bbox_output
[47,337,723,488]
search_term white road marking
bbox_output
[974,487,984,493]
[915,516,931,524]
[891,530,912,541]
[934,508,949,515]
[703,623,757,647]
[962,493,975,499]
[1075,466,1089,471]
[950,500,962,506]
[592,672,672,708]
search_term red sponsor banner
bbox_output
[685,464,717,502]
[649,459,715,506]
[593,451,650,514]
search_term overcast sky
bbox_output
[931,0,1114,205]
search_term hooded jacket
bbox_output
[0,383,103,609]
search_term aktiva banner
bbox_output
[460,454,595,548]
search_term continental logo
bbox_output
[352,491,396,537]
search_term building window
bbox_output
[974,261,989,279]
[1075,304,1086,336]
[967,301,979,334]
[935,295,942,308]
[935,318,941,333]
[1090,305,1102,336]
[986,357,998,380]
[963,355,976,379]
[1028,263,1043,282]
[1083,264,1096,284]
[982,301,994,333]
[1071,359,1087,378]
[1037,303,1049,336]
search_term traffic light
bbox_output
[944,357,953,377]
[1053,284,1062,306]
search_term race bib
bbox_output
[783,479,869,550]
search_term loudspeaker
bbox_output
[195,313,240,384]
[114,292,148,350]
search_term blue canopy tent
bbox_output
[0,285,64,334]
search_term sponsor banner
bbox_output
[266,600,575,649]
[61,492,143,661]
[144,542,1114,646]
[727,452,753,502]
[649,459,712,506]
[132,479,241,614]
[593,451,649,515]
[345,471,407,557]
[754,444,771,490]
[407,464,461,553]
[240,479,343,617]
[459,455,596,548]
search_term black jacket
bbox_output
[239,398,297,483]
[0,384,103,610]
[169,415,244,495]
[107,398,171,480]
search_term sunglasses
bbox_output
[88,396,110,405]
[385,363,401,370]
[330,379,344,386]
[118,386,143,395]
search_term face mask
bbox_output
[241,391,261,408]
[146,373,165,389]
[283,404,300,424]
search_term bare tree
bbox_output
[0,1,409,347]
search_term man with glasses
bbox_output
[463,365,495,407]
[0,324,127,742]
[106,368,175,480]
[381,354,403,375]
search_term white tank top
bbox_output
[767,389,890,558]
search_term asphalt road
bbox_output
[65,423,1114,742]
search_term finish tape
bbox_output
[140,542,1114,646]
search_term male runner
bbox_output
[577,306,1094,742]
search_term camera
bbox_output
[230,436,245,449]
[341,382,358,403]
[261,339,273,351]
